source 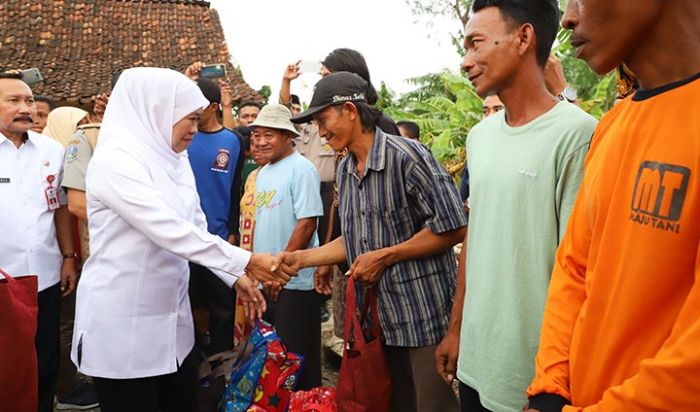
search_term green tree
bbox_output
[257,85,271,105]
[405,0,473,55]
[385,71,483,174]
[375,81,398,112]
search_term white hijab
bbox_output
[93,67,209,216]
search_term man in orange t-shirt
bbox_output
[525,0,700,411]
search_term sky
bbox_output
[209,0,463,104]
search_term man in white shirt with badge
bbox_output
[0,72,77,412]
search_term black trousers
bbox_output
[263,289,321,391]
[459,382,493,412]
[36,283,60,412]
[58,287,78,397]
[189,263,236,354]
[93,350,198,412]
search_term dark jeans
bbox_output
[459,382,492,412]
[36,283,60,412]
[263,289,321,391]
[93,350,198,412]
[189,263,236,355]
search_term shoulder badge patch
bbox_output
[65,143,79,163]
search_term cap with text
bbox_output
[290,71,369,124]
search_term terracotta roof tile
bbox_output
[0,0,262,105]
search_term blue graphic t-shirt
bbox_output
[187,128,243,239]
[253,151,323,290]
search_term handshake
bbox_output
[244,251,303,286]
[235,251,305,318]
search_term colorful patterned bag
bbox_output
[221,320,303,412]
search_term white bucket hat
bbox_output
[249,103,299,137]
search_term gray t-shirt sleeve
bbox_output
[61,133,93,192]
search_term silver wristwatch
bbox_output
[559,86,578,103]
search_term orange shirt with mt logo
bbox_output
[527,74,700,411]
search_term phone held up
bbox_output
[199,63,227,80]
[21,68,43,86]
[298,61,320,74]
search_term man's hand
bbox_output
[314,265,333,295]
[60,258,78,297]
[283,61,302,82]
[348,249,392,287]
[184,61,205,80]
[435,331,460,384]
[544,55,568,97]
[219,80,234,109]
[234,274,266,320]
[271,251,304,274]
[246,253,296,284]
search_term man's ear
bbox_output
[517,23,537,59]
[343,101,358,121]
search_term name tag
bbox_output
[0,178,9,183]
[45,174,59,211]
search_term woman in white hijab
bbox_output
[71,68,291,412]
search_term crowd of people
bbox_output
[1,0,699,411]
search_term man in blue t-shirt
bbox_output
[250,103,323,390]
[187,78,245,354]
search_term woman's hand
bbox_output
[234,274,266,320]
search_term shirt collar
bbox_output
[366,128,386,172]
[0,130,33,147]
[25,130,41,146]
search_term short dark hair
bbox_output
[0,72,24,81]
[34,95,57,110]
[238,101,262,114]
[397,120,420,140]
[195,78,221,104]
[322,48,379,105]
[472,0,560,67]
[290,94,301,106]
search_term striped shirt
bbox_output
[337,129,467,347]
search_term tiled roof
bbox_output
[0,0,262,105]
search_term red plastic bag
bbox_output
[0,268,39,412]
[336,278,391,412]
[289,387,337,412]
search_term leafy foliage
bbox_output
[553,29,617,116]
[257,85,271,105]
[380,71,483,173]
[405,0,473,56]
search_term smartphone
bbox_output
[21,68,43,86]
[199,63,227,80]
[298,60,320,74]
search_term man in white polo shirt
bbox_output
[0,72,77,412]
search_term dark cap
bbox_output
[290,72,368,124]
